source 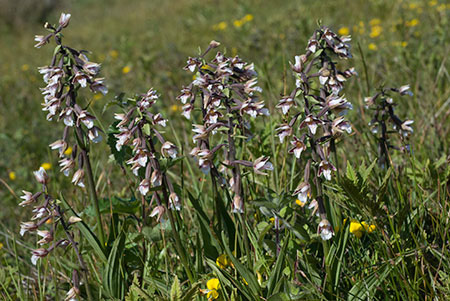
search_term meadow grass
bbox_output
[0,0,449,300]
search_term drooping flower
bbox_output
[253,156,273,175]
[161,141,178,159]
[169,192,181,211]
[318,161,337,181]
[31,248,49,265]
[20,222,38,236]
[293,182,310,206]
[289,136,307,158]
[58,13,71,28]
[318,219,334,240]
[33,167,49,185]
[71,169,85,188]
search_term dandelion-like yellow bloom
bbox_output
[46,218,53,224]
[213,21,227,31]
[21,64,30,71]
[243,14,254,22]
[429,0,437,6]
[338,27,350,36]
[368,43,378,51]
[405,19,419,27]
[0,242,3,250]
[369,18,381,26]
[122,66,131,74]
[233,19,243,28]
[109,50,119,59]
[369,25,382,38]
[436,4,445,11]
[206,278,220,299]
[170,104,180,112]
[9,171,16,181]
[401,41,408,47]
[41,163,52,170]
[216,254,230,269]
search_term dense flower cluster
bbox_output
[36,13,107,186]
[276,26,357,240]
[114,88,180,213]
[178,41,272,213]
[365,85,414,167]
[19,167,84,300]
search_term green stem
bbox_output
[322,240,333,295]
[238,213,253,270]
[82,150,105,246]
[166,202,195,284]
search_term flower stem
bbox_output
[82,149,105,247]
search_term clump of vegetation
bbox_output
[1,1,449,300]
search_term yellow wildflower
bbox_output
[41,163,52,170]
[64,146,73,156]
[9,171,16,181]
[369,25,382,38]
[369,18,381,26]
[349,220,364,238]
[213,21,227,31]
[206,278,220,299]
[122,66,131,74]
[269,217,283,226]
[361,222,376,233]
[405,19,419,27]
[401,41,408,47]
[216,254,230,269]
[243,14,253,22]
[296,199,306,207]
[21,64,30,71]
[345,219,376,238]
[46,218,53,224]
[233,19,243,28]
[0,242,3,250]
[358,21,365,33]
[109,50,119,59]
[170,104,180,112]
[436,4,446,11]
[338,27,350,36]
[368,43,378,51]
[429,0,437,6]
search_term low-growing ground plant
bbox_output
[1,6,449,301]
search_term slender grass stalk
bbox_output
[81,149,105,247]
